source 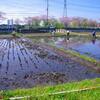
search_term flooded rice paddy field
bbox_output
[70,40,100,60]
[31,36,100,60]
[0,38,100,90]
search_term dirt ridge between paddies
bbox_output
[41,44,100,72]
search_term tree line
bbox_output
[15,16,98,29]
[0,11,99,29]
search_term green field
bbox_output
[1,78,100,100]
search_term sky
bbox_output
[0,0,100,24]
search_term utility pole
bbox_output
[47,0,49,26]
[63,0,67,18]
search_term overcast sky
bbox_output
[1,0,100,24]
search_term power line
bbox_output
[1,0,100,20]
[68,2,100,9]
[1,0,46,14]
[50,1,100,15]
[52,0,100,9]
[49,1,100,10]
[68,7,100,14]
[47,0,49,24]
[6,12,44,15]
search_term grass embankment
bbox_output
[27,33,100,70]
[11,31,23,38]
[23,32,80,38]
[61,49,100,67]
[46,44,100,71]
[24,32,100,41]
[57,31,100,38]
[0,31,100,39]
[0,32,23,39]
[0,78,100,100]
[24,32,66,38]
[0,34,12,39]
[68,32,100,39]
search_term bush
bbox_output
[11,31,23,37]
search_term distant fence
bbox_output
[66,27,100,32]
[17,28,50,33]
[0,27,100,34]
[0,28,14,34]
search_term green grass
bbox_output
[1,78,100,100]
[46,44,100,68]
[38,88,100,100]
[11,31,23,38]
[61,49,100,68]
[24,32,66,38]
[61,49,99,65]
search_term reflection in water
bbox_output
[92,39,96,44]
[51,36,57,41]
[91,38,96,44]
[63,36,70,48]
[1,38,100,90]
[53,36,70,48]
[71,39,100,60]
[31,36,71,47]
[31,36,100,60]
[67,36,70,41]
[63,35,70,41]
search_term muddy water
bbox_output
[30,36,89,48]
[0,38,100,90]
[70,39,100,60]
[32,37,100,60]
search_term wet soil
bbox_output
[0,38,100,90]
